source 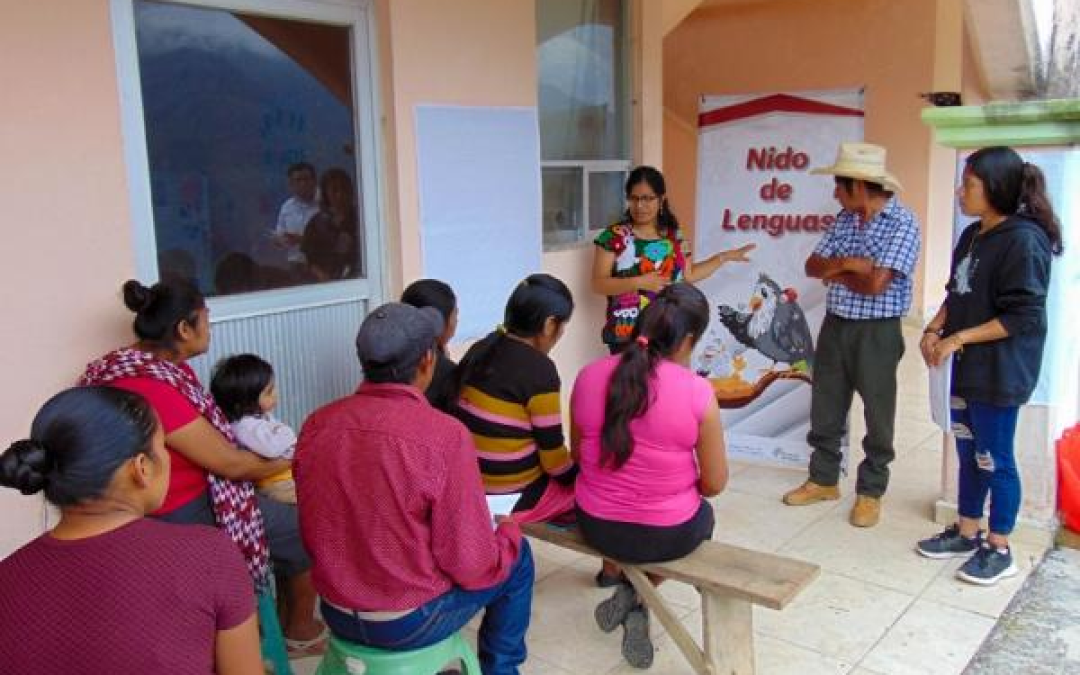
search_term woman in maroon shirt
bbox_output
[0,386,261,674]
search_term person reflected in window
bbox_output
[274,162,320,268]
[214,252,260,296]
[302,167,360,281]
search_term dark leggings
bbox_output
[576,499,715,564]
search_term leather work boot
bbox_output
[782,480,840,506]
[849,495,881,527]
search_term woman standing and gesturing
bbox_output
[592,165,754,354]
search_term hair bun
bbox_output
[0,439,52,495]
[122,279,153,313]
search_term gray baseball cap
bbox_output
[355,302,444,379]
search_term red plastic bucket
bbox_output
[1058,424,1080,533]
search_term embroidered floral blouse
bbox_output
[594,223,687,346]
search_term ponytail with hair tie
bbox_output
[451,273,574,404]
[965,147,1063,256]
[601,283,710,469]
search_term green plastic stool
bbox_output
[315,632,481,675]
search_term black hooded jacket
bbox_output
[943,216,1052,406]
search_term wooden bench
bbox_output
[521,522,820,675]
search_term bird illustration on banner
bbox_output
[716,273,814,373]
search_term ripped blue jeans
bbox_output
[951,397,1021,535]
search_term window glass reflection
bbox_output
[536,0,627,161]
[135,0,362,296]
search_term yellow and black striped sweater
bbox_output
[453,337,574,500]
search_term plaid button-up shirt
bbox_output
[814,198,921,319]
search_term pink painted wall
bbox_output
[663,0,950,314]
[0,1,137,554]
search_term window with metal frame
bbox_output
[536,0,632,248]
[112,0,384,426]
[114,0,384,320]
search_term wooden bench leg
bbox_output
[702,591,755,675]
[623,567,711,675]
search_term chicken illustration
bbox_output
[717,274,814,372]
[716,305,753,347]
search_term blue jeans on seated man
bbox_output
[320,540,534,675]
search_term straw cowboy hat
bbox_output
[810,142,903,192]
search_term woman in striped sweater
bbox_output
[453,274,576,512]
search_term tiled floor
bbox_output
[294,325,1046,674]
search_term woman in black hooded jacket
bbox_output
[915,146,1063,586]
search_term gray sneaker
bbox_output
[916,524,982,559]
[595,582,637,633]
[621,605,654,669]
[957,543,1018,586]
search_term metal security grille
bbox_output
[190,298,368,430]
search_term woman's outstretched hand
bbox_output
[721,243,756,263]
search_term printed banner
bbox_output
[692,90,864,467]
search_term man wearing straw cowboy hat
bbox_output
[782,142,921,528]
